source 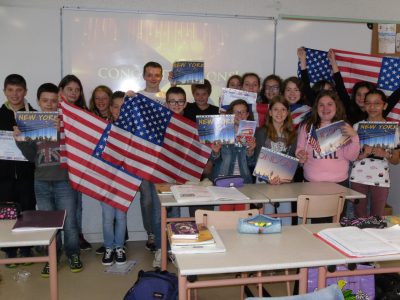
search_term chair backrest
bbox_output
[194,209,259,230]
[297,193,345,224]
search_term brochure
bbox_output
[236,120,256,146]
[196,114,235,144]
[220,88,257,112]
[15,111,58,142]
[357,121,398,149]
[253,147,299,183]
[171,61,204,85]
[0,130,28,161]
[316,120,350,156]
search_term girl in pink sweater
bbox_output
[296,90,360,185]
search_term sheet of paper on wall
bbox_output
[378,24,396,54]
[0,130,28,161]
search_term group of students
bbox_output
[2,47,400,275]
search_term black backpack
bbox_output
[123,270,178,300]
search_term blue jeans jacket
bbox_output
[211,144,255,183]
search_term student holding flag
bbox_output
[296,90,360,185]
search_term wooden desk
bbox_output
[0,220,59,300]
[175,225,346,300]
[159,182,365,270]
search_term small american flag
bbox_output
[99,94,211,183]
[307,124,321,156]
[290,103,311,128]
[60,100,141,212]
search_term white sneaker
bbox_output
[152,249,161,269]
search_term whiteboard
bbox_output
[275,19,372,79]
[0,7,60,108]
[62,9,275,104]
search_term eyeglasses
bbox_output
[266,85,280,91]
[167,100,186,106]
[233,110,248,116]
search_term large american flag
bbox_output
[299,48,400,123]
[60,100,141,212]
[99,94,211,183]
[297,48,333,82]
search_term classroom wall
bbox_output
[1,1,400,242]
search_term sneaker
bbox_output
[69,254,83,273]
[79,234,92,251]
[96,246,105,255]
[41,263,50,278]
[115,247,126,265]
[145,233,156,252]
[152,249,161,269]
[102,248,114,266]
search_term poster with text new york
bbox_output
[15,112,58,142]
[196,115,235,144]
[171,61,204,85]
[357,121,398,149]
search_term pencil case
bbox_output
[0,202,21,220]
[237,214,281,234]
[213,175,244,188]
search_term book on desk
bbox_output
[170,184,249,203]
[316,225,400,257]
[12,210,66,232]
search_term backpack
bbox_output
[123,270,178,300]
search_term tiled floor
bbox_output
[0,241,290,300]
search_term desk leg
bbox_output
[179,273,188,300]
[317,266,327,289]
[49,237,58,300]
[298,268,308,294]
[161,206,168,270]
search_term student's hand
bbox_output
[125,90,136,98]
[296,150,308,164]
[13,126,24,141]
[371,146,388,159]
[341,123,357,137]
[327,49,339,73]
[269,176,281,185]
[297,47,307,70]
[168,71,177,87]
[210,141,222,156]
[246,137,256,156]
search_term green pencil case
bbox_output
[237,214,281,234]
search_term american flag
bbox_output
[298,48,400,123]
[297,48,333,82]
[307,124,321,156]
[60,100,141,212]
[291,103,311,128]
[254,103,268,127]
[99,94,211,183]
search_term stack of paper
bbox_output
[317,225,400,257]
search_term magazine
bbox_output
[15,111,58,142]
[316,120,350,156]
[357,121,398,149]
[253,147,299,183]
[236,120,256,146]
[170,185,250,203]
[196,114,235,144]
[220,88,257,112]
[168,222,199,239]
[171,61,204,85]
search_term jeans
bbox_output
[101,202,127,249]
[264,202,292,226]
[73,190,83,234]
[35,180,79,258]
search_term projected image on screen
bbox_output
[62,9,274,105]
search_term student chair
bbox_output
[245,283,344,300]
[192,209,260,300]
[296,193,345,224]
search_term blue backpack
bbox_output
[124,270,178,300]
